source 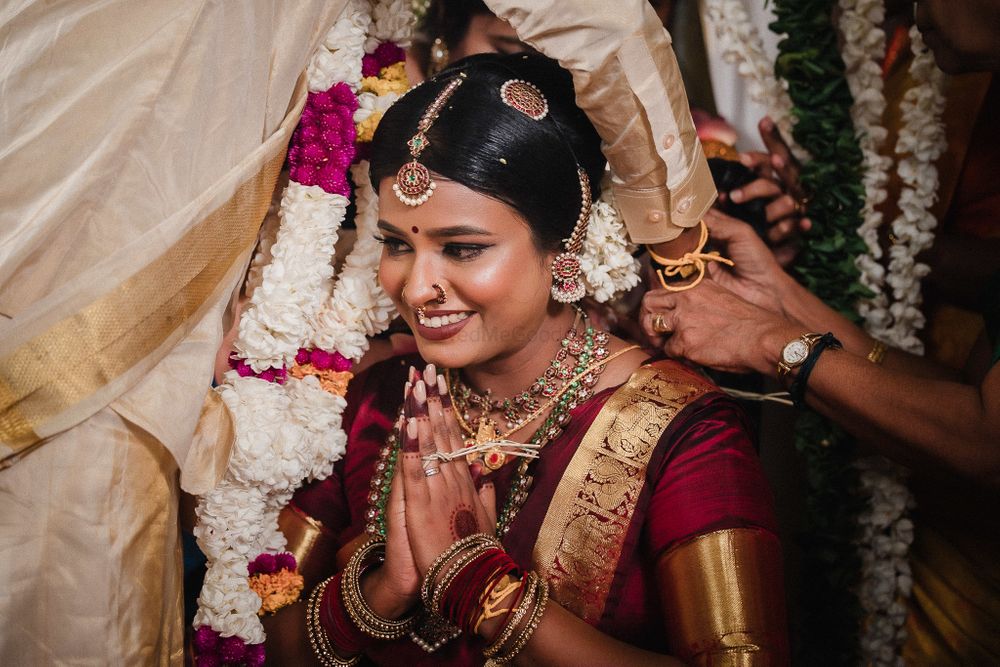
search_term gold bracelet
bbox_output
[474,574,521,634]
[483,571,539,659]
[341,538,416,640]
[306,576,361,666]
[494,576,549,664]
[420,533,499,610]
[867,339,887,365]
[430,541,499,616]
[647,220,734,292]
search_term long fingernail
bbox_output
[409,366,419,384]
[404,380,412,398]
[437,375,451,408]
[423,364,436,386]
[403,418,419,451]
[729,189,744,203]
[413,381,428,416]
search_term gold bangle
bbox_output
[430,541,499,616]
[474,574,521,634]
[420,534,499,609]
[306,576,361,666]
[341,538,416,640]
[867,340,887,365]
[494,576,549,664]
[483,571,539,659]
[647,220,734,292]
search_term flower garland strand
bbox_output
[770,1,869,664]
[192,2,415,663]
[879,26,947,354]
[702,0,804,158]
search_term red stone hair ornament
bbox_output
[393,74,466,206]
[500,79,549,120]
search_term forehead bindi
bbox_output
[411,226,419,234]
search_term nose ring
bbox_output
[432,283,447,304]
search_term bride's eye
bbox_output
[444,243,490,261]
[374,235,410,256]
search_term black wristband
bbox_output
[788,332,842,408]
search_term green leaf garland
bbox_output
[770,1,867,664]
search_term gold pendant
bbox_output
[466,417,506,470]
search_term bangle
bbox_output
[493,575,549,664]
[420,534,500,610]
[867,339,887,365]
[646,220,735,292]
[341,538,416,640]
[788,332,842,408]
[483,571,540,660]
[307,576,361,666]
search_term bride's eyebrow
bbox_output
[376,220,494,239]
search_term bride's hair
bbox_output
[369,53,605,252]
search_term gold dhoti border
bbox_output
[0,137,288,463]
[532,361,712,622]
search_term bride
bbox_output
[267,53,787,666]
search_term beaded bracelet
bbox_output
[341,538,417,640]
[306,576,361,667]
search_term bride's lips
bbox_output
[414,310,475,341]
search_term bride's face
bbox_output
[376,177,557,370]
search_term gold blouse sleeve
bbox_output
[656,528,789,666]
[483,0,717,243]
[278,504,339,586]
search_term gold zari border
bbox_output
[0,149,286,458]
[532,361,711,622]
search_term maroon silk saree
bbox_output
[292,355,783,665]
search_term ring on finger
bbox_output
[652,312,669,333]
[423,466,441,477]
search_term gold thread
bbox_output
[647,220,735,292]
[531,361,713,622]
[0,147,286,456]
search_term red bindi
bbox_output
[411,226,420,234]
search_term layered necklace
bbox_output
[366,312,635,539]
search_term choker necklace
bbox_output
[447,310,611,473]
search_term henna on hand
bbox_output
[451,505,479,540]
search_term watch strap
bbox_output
[788,332,842,408]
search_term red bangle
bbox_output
[320,572,369,656]
[438,547,519,634]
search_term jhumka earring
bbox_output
[393,74,466,207]
[499,77,591,303]
[549,168,592,303]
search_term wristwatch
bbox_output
[777,333,824,377]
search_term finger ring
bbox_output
[793,195,810,216]
[424,466,441,477]
[652,312,669,333]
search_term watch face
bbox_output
[783,340,810,365]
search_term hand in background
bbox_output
[728,117,811,266]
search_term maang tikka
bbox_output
[393,74,465,206]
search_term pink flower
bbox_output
[362,53,381,78]
[236,362,253,378]
[301,142,326,164]
[331,352,353,373]
[296,348,311,365]
[310,90,335,111]
[194,653,220,667]
[193,626,220,652]
[276,552,297,571]
[317,167,350,197]
[251,552,277,574]
[286,144,302,166]
[374,42,405,68]
[291,164,318,187]
[328,82,359,110]
[299,124,320,143]
[219,635,247,662]
[258,368,276,383]
[310,348,334,370]
[245,643,266,667]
